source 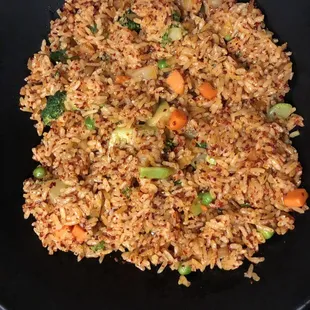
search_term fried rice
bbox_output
[20,0,308,286]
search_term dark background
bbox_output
[0,0,310,309]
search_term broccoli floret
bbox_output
[161,31,171,47]
[172,11,181,22]
[41,91,66,125]
[196,141,208,149]
[50,49,68,64]
[118,9,141,33]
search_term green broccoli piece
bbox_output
[118,9,141,33]
[172,11,181,22]
[88,23,98,34]
[196,141,208,149]
[161,31,172,47]
[41,91,67,125]
[91,241,105,252]
[50,49,68,64]
[164,139,176,152]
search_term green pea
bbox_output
[33,166,46,179]
[85,117,95,130]
[224,35,232,42]
[178,264,191,275]
[198,192,215,206]
[158,59,169,69]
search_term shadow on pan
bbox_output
[0,0,310,309]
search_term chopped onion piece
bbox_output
[109,127,135,148]
[206,155,216,165]
[267,103,294,120]
[47,180,68,204]
[128,65,158,80]
[289,130,300,138]
[168,27,183,41]
[146,101,171,127]
[209,0,222,8]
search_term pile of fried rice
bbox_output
[20,0,308,286]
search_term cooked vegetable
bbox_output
[164,139,176,152]
[191,198,202,216]
[199,82,217,100]
[191,191,215,215]
[168,27,183,41]
[88,24,98,34]
[137,124,158,136]
[191,154,207,169]
[50,49,68,64]
[85,117,95,130]
[72,225,87,243]
[267,103,293,120]
[41,91,66,125]
[166,70,185,95]
[121,187,132,198]
[172,11,181,22]
[283,188,308,207]
[198,192,215,206]
[109,127,135,147]
[224,35,232,41]
[118,9,141,33]
[48,180,67,204]
[289,130,300,138]
[168,109,188,130]
[240,202,251,208]
[184,128,197,139]
[139,167,175,179]
[55,226,70,239]
[206,155,216,165]
[115,75,130,84]
[161,31,172,47]
[257,225,274,240]
[128,65,158,80]
[146,101,171,127]
[33,166,46,179]
[101,53,110,61]
[196,141,207,149]
[174,180,182,186]
[158,59,169,69]
[91,241,105,251]
[178,264,191,275]
[162,24,184,46]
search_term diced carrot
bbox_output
[72,225,87,243]
[283,189,308,208]
[199,82,217,100]
[166,70,185,95]
[55,226,70,239]
[115,75,130,84]
[168,109,188,130]
[201,205,208,212]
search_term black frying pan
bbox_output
[1,0,310,309]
